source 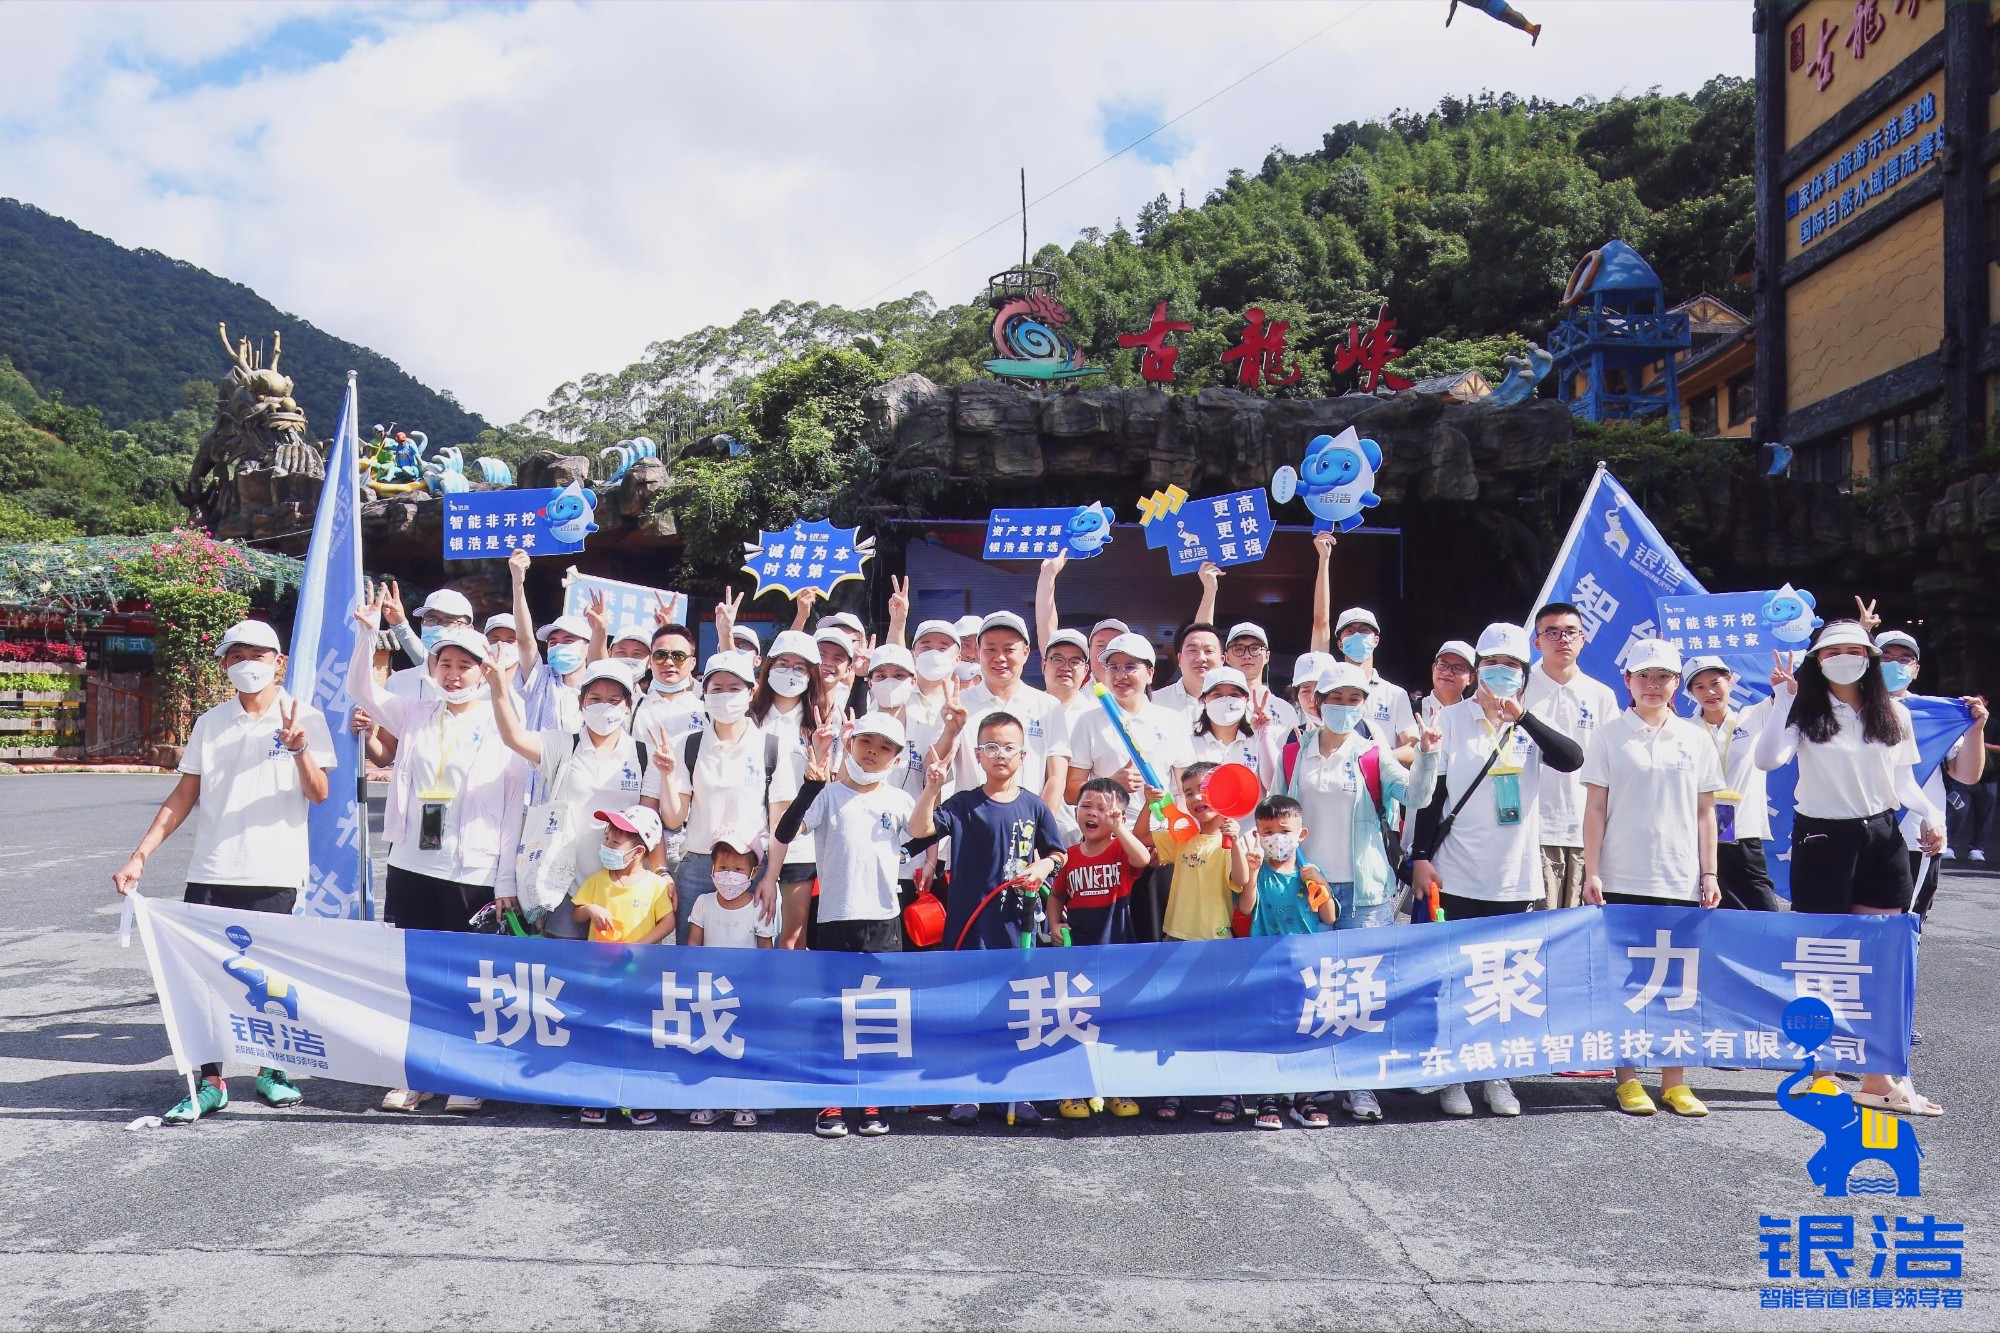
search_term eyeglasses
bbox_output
[1433,658,1473,674]
[1045,654,1087,670]
[651,649,694,664]
[1103,660,1149,676]
[974,742,1022,758]
[1226,643,1269,656]
[1538,628,1585,643]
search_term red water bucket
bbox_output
[902,889,946,948]
[1202,762,1262,820]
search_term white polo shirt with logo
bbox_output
[177,690,337,889]
[1579,709,1723,901]
[1523,664,1621,848]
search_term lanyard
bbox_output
[1478,715,1519,765]
[430,707,473,796]
[1706,713,1736,771]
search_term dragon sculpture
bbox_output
[175,323,324,527]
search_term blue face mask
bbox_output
[598,842,634,871]
[1339,632,1377,664]
[546,642,586,676]
[1479,665,1525,697]
[1879,660,1916,693]
[1322,703,1365,733]
[419,625,444,652]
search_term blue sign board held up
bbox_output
[442,485,596,561]
[1656,586,1821,675]
[983,503,1115,561]
[739,519,875,599]
[1162,488,1274,575]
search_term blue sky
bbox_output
[0,1,1753,423]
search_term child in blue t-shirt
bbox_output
[1233,794,1337,1130]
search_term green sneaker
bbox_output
[162,1078,228,1125]
[255,1068,304,1108]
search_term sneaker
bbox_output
[1009,1100,1042,1125]
[814,1108,848,1139]
[1346,1089,1384,1122]
[1659,1085,1708,1118]
[1971,849,1986,862]
[163,1078,228,1125]
[1287,1095,1329,1128]
[1057,1098,1093,1119]
[580,1106,608,1125]
[443,1095,485,1114]
[1614,1078,1657,1116]
[255,1068,303,1108]
[947,1102,980,1125]
[1909,1030,1925,1048]
[856,1108,890,1136]
[1254,1097,1286,1130]
[1107,1097,1141,1118]
[1481,1079,1521,1118]
[687,1108,720,1127]
[1439,1083,1474,1118]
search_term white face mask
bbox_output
[954,660,982,683]
[870,678,914,710]
[1205,697,1247,728]
[225,660,275,694]
[652,672,692,695]
[712,869,752,895]
[843,754,883,787]
[492,643,520,672]
[768,666,810,698]
[1259,831,1301,862]
[438,680,485,705]
[914,649,957,682]
[1821,654,1869,686]
[705,690,750,722]
[581,702,629,736]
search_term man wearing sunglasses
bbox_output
[633,622,705,743]
[1522,601,1621,911]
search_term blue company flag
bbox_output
[443,486,593,561]
[1160,488,1275,574]
[134,898,1917,1109]
[284,374,370,920]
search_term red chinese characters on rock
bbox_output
[1333,304,1413,394]
[1221,306,1302,389]
[1116,301,1194,384]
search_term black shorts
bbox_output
[815,917,903,953]
[1789,812,1911,914]
[1062,900,1134,946]
[384,865,493,933]
[184,883,296,914]
[1717,838,1779,912]
[1600,891,1696,907]
[1435,892,1533,921]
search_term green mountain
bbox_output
[0,198,488,442]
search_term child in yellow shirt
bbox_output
[570,805,676,1126]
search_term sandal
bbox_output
[580,1107,608,1125]
[1254,1097,1285,1130]
[379,1088,431,1113]
[1853,1078,1944,1118]
[687,1108,720,1127]
[623,1108,658,1126]
[1154,1096,1182,1123]
[1211,1096,1241,1126]
[732,1109,759,1128]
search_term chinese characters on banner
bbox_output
[561,569,689,632]
[982,504,1115,561]
[1653,591,1793,678]
[739,519,875,599]
[1158,488,1274,575]
[442,487,590,561]
[1786,91,1941,250]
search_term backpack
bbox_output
[683,727,782,804]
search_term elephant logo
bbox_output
[1777,998,1920,1197]
[220,924,300,1022]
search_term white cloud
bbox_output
[0,0,1751,425]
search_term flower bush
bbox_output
[0,640,85,664]
[115,527,250,744]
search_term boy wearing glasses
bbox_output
[1521,602,1620,910]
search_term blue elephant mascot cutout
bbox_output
[1775,996,1920,1197]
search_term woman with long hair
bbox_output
[748,630,838,947]
[1755,620,1945,1117]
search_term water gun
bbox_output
[1090,682,1196,841]
[1426,881,1445,923]
[1303,862,1331,915]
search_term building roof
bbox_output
[1584,239,1664,295]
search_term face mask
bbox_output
[1322,703,1364,733]
[225,660,274,694]
[1479,665,1524,698]
[705,690,750,722]
[598,842,635,871]
[1821,654,1869,686]
[420,625,444,652]
[871,678,914,710]
[1340,632,1377,664]
[1204,697,1247,727]
[915,649,957,682]
[712,869,752,895]
[545,642,585,676]
[954,660,982,683]
[843,754,883,787]
[493,643,520,672]
[1259,831,1300,862]
[439,680,485,706]
[1878,660,1916,693]
[652,673,692,695]
[581,702,629,736]
[768,666,809,698]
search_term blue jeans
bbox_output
[673,852,715,945]
[1330,881,1397,930]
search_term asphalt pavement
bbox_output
[2,773,1995,1332]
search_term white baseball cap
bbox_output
[610,622,652,650]
[953,614,983,638]
[1091,618,1131,638]
[1098,631,1156,666]
[1317,662,1371,695]
[594,804,663,851]
[702,650,759,685]
[215,619,282,657]
[1475,622,1532,664]
[1046,628,1089,655]
[483,613,517,635]
[537,613,590,643]
[577,660,638,696]
[416,589,474,621]
[732,625,762,651]
[767,629,817,662]
[426,626,489,664]
[709,823,766,859]
[1681,654,1730,685]
[1813,622,1879,655]
[913,618,959,644]
[1225,622,1268,647]
[1335,607,1380,634]
[1291,650,1333,689]
[1875,630,1920,658]
[823,611,866,637]
[1201,666,1250,696]
[850,711,908,749]
[813,626,855,657]
[1435,640,1476,668]
[1623,637,1683,675]
[868,643,916,675]
[978,610,1030,642]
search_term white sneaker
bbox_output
[1971,849,1986,862]
[1481,1079,1521,1117]
[1439,1083,1474,1117]
[1346,1089,1384,1122]
[443,1095,485,1114]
